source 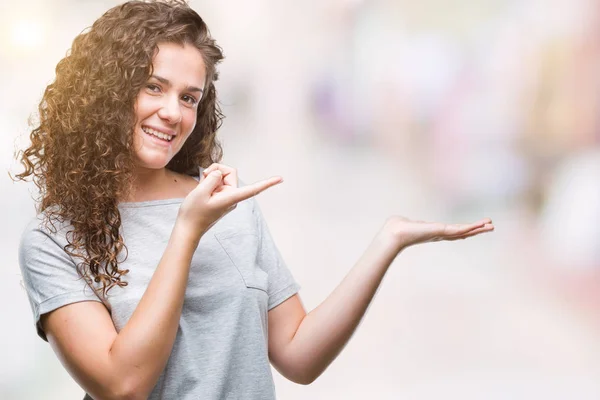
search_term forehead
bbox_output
[151,42,206,86]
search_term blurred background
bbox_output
[1,0,599,399]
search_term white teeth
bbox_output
[142,127,173,142]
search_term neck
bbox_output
[126,166,171,202]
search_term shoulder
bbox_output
[20,209,72,243]
[19,210,75,266]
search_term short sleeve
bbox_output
[19,218,102,341]
[251,198,301,310]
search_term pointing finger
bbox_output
[231,176,283,203]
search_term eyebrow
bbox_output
[150,74,204,94]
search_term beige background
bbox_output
[1,0,599,398]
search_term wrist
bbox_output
[173,217,206,245]
[379,218,412,253]
[375,224,405,256]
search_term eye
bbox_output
[182,95,198,106]
[146,84,161,93]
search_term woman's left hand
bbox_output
[381,216,495,252]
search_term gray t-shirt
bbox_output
[18,174,300,400]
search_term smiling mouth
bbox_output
[142,126,174,142]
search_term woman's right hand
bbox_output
[177,164,283,238]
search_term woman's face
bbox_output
[132,42,207,170]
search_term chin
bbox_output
[133,147,174,169]
[134,155,173,170]
[132,135,176,169]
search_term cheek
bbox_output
[183,110,198,132]
[133,93,154,121]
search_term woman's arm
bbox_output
[43,168,282,399]
[43,221,203,400]
[268,216,494,384]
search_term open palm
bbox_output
[383,216,494,250]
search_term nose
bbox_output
[157,94,182,125]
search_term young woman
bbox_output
[15,1,494,399]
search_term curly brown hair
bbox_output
[14,0,224,298]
